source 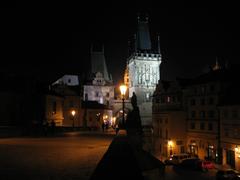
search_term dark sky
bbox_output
[1,2,239,84]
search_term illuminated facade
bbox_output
[83,45,114,108]
[219,85,240,170]
[83,45,114,130]
[126,16,161,126]
[152,80,187,159]
[52,75,79,86]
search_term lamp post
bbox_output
[120,84,127,129]
[71,110,76,130]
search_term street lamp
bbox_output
[120,84,127,128]
[71,110,76,130]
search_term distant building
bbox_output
[44,91,64,126]
[126,15,161,126]
[219,85,240,171]
[184,65,240,161]
[82,101,112,130]
[83,45,114,129]
[83,45,114,108]
[52,75,79,86]
[51,84,82,127]
[152,63,240,163]
[152,80,187,158]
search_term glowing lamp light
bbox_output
[71,110,76,116]
[120,84,127,96]
[235,145,238,152]
[168,140,173,147]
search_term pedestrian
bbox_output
[115,124,119,135]
[102,122,105,132]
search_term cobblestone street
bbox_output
[0,132,114,180]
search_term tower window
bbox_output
[85,93,88,101]
[167,96,171,103]
[95,92,99,97]
[146,93,150,101]
[190,123,195,129]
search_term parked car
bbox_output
[179,158,202,170]
[216,169,240,180]
[164,153,191,165]
[196,160,215,170]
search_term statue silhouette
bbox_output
[126,92,143,138]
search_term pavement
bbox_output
[90,133,145,180]
[90,131,165,180]
[0,131,114,180]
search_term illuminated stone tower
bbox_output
[126,15,161,126]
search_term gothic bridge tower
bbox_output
[125,15,162,126]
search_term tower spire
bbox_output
[134,34,137,52]
[213,57,220,71]
[136,15,152,51]
[157,35,161,54]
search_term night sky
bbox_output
[1,2,239,84]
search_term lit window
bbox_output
[146,93,150,100]
[167,96,171,103]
